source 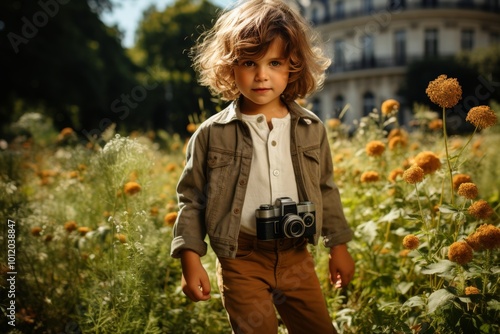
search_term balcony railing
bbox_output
[327,54,453,74]
[310,1,500,26]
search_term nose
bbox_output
[255,65,268,81]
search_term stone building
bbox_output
[298,0,500,125]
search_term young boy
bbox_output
[171,0,355,332]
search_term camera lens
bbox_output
[302,213,315,227]
[282,214,305,238]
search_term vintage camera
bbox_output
[255,197,316,241]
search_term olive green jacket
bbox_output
[171,100,353,259]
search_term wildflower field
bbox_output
[1,76,500,333]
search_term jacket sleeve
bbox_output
[170,129,209,258]
[318,125,353,248]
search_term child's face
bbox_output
[233,38,290,112]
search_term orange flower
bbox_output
[425,74,462,109]
[465,105,497,129]
[465,286,480,295]
[164,212,178,227]
[123,182,141,195]
[448,241,473,265]
[388,136,407,150]
[428,119,443,130]
[365,141,385,157]
[452,174,472,191]
[466,224,500,251]
[381,99,400,115]
[31,227,42,237]
[78,227,90,236]
[413,151,441,174]
[360,171,380,183]
[457,182,478,199]
[64,221,78,233]
[327,118,341,129]
[468,200,494,220]
[187,123,197,134]
[403,234,419,250]
[115,234,127,243]
[403,165,424,184]
[388,168,404,183]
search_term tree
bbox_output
[132,0,223,135]
[0,0,138,138]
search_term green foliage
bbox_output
[1,98,499,333]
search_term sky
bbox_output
[101,0,234,48]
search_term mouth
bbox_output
[252,88,271,93]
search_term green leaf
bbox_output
[397,282,414,295]
[378,208,404,223]
[428,289,456,313]
[438,205,458,214]
[403,296,425,308]
[421,260,455,275]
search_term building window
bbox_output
[389,0,406,10]
[335,1,345,19]
[363,92,375,116]
[362,0,374,14]
[490,32,500,44]
[461,29,474,51]
[362,35,375,68]
[334,39,345,71]
[395,30,406,65]
[424,28,438,57]
[334,95,345,118]
[312,98,321,116]
[422,0,438,7]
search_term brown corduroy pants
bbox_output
[216,232,336,334]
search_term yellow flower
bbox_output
[468,200,494,220]
[448,241,473,265]
[402,234,419,250]
[466,224,500,251]
[365,140,385,157]
[413,151,441,174]
[381,99,400,115]
[403,165,424,184]
[360,171,380,183]
[465,105,497,129]
[123,181,141,196]
[425,74,462,109]
[452,173,472,191]
[457,182,478,199]
[164,212,178,227]
[465,286,481,295]
[64,221,78,233]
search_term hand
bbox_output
[180,250,211,302]
[329,244,355,288]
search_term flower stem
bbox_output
[442,107,455,205]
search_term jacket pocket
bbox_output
[302,147,320,188]
[206,150,234,231]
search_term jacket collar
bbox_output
[215,99,320,125]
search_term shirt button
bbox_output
[233,208,240,214]
[271,140,277,146]
[257,116,264,123]
[239,179,246,186]
[273,170,280,176]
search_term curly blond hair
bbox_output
[191,0,331,102]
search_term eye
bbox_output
[242,60,255,67]
[270,60,281,67]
